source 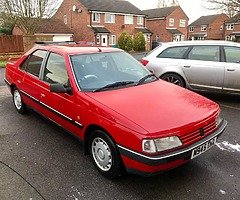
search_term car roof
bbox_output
[162,40,240,47]
[31,45,123,55]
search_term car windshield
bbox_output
[70,51,156,92]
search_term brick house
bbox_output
[53,0,152,50]
[188,14,229,40]
[143,6,189,42]
[224,12,240,42]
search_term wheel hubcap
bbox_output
[14,90,22,110]
[163,76,181,86]
[92,137,112,171]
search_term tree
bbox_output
[0,0,61,34]
[203,0,240,17]
[133,32,146,52]
[118,32,133,52]
[157,0,179,8]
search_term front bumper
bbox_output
[117,120,227,176]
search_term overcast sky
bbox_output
[127,0,220,23]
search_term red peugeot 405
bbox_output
[5,45,227,179]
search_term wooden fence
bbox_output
[0,35,24,54]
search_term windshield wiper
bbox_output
[94,81,135,92]
[136,74,158,86]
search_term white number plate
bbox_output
[191,137,217,159]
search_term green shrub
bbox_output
[133,32,146,52]
[117,32,133,52]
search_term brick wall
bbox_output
[146,7,189,42]
[208,14,229,40]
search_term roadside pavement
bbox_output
[0,68,5,86]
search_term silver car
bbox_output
[141,40,240,94]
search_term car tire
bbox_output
[161,73,185,87]
[13,87,27,114]
[89,130,124,179]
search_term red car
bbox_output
[5,45,227,179]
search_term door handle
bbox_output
[227,69,236,72]
[40,93,45,98]
[183,66,191,68]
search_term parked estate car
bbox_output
[5,45,227,178]
[141,40,240,95]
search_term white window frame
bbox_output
[169,18,174,26]
[179,19,186,27]
[201,25,207,31]
[137,16,144,25]
[189,26,194,32]
[226,23,234,30]
[124,15,134,25]
[109,35,116,45]
[105,13,115,23]
[63,15,67,25]
[92,12,100,23]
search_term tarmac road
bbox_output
[0,85,240,200]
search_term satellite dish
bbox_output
[73,5,76,12]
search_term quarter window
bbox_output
[22,50,47,77]
[224,46,240,63]
[105,13,115,23]
[187,46,220,62]
[43,53,69,85]
[157,46,189,59]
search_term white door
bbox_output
[101,35,108,47]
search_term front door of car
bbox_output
[222,46,240,93]
[182,45,224,91]
[38,52,84,137]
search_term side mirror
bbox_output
[50,84,72,94]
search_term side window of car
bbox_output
[43,53,69,85]
[187,46,220,62]
[157,46,189,59]
[24,50,47,77]
[224,46,240,63]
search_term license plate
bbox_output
[191,137,217,159]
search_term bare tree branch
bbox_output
[203,0,240,17]
[1,0,61,34]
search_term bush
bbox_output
[133,32,146,52]
[117,32,133,52]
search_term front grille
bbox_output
[181,120,217,146]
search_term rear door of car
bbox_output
[182,45,224,91]
[19,50,48,110]
[222,45,240,93]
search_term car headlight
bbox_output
[216,112,224,127]
[142,136,182,153]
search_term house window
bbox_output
[124,15,133,24]
[169,18,174,26]
[63,15,67,24]
[105,13,115,23]
[189,26,194,32]
[109,35,116,45]
[225,36,232,41]
[92,12,100,23]
[201,25,207,31]
[179,19,186,27]
[96,35,100,44]
[137,16,144,25]
[226,23,234,30]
